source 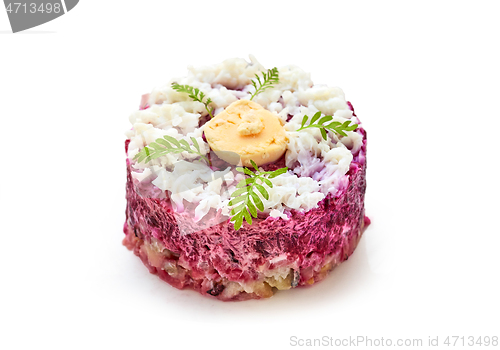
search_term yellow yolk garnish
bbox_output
[204,100,288,167]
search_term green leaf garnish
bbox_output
[268,167,287,179]
[228,163,288,230]
[297,111,358,140]
[249,67,279,101]
[133,135,210,165]
[171,83,214,119]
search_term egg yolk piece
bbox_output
[204,100,288,167]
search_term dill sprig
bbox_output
[133,135,210,165]
[249,67,279,100]
[228,160,288,230]
[171,83,214,119]
[297,111,358,140]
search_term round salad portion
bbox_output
[123,56,369,300]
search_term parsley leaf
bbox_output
[249,67,279,100]
[133,135,210,166]
[172,83,214,119]
[228,160,288,230]
[297,111,358,140]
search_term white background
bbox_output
[1,1,499,349]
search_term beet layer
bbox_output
[123,124,369,300]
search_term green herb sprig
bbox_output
[297,111,358,141]
[133,135,210,165]
[171,83,214,119]
[249,67,279,100]
[228,160,288,230]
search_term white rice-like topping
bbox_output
[125,56,363,221]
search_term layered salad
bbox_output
[123,56,369,300]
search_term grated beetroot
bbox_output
[123,116,369,300]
